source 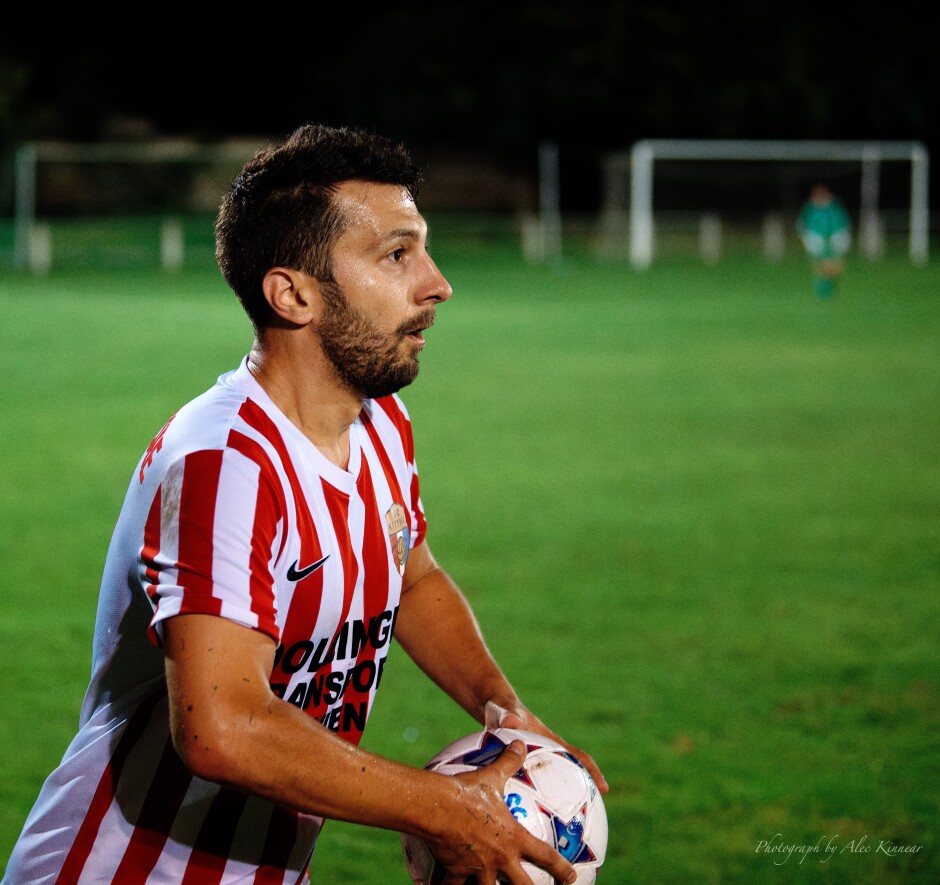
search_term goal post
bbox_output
[522,140,564,264]
[12,139,262,271]
[613,139,930,268]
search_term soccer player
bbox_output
[796,183,852,298]
[3,125,606,885]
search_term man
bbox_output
[3,125,606,884]
[796,183,852,298]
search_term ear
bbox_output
[261,268,319,326]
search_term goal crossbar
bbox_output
[13,139,261,269]
[624,139,929,267]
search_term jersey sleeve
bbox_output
[408,453,427,549]
[140,446,284,647]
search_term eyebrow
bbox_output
[378,227,424,246]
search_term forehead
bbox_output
[331,180,425,245]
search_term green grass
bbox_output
[1,244,938,884]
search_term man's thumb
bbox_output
[493,739,528,777]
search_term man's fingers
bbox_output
[495,857,538,885]
[483,700,525,731]
[482,709,607,798]
[441,739,580,885]
[440,872,487,885]
[570,746,609,794]
[519,831,577,885]
[487,746,578,885]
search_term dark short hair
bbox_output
[215,124,421,330]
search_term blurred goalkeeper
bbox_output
[3,124,606,885]
[796,183,852,298]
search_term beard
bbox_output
[317,280,434,400]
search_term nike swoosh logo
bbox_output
[287,555,330,582]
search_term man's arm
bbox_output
[163,614,577,884]
[395,541,609,794]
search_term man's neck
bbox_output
[246,337,362,470]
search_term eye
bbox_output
[389,246,406,263]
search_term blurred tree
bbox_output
[0,3,937,205]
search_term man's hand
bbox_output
[395,546,610,799]
[484,701,609,796]
[424,740,576,885]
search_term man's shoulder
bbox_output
[134,363,267,482]
[365,394,414,432]
[360,395,418,464]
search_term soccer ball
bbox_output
[401,728,607,884]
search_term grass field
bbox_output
[1,238,938,883]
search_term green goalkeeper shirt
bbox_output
[797,197,851,239]
[797,196,852,258]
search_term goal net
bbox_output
[11,139,263,271]
[595,140,930,267]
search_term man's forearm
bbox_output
[165,614,461,840]
[163,613,578,883]
[394,563,521,723]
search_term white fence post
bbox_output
[161,217,185,271]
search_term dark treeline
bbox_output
[1,4,936,204]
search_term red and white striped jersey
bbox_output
[4,358,427,885]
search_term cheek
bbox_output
[335,262,410,317]
[334,258,389,301]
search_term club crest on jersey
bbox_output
[385,503,410,576]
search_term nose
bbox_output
[416,253,453,305]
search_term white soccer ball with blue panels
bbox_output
[401,728,607,884]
